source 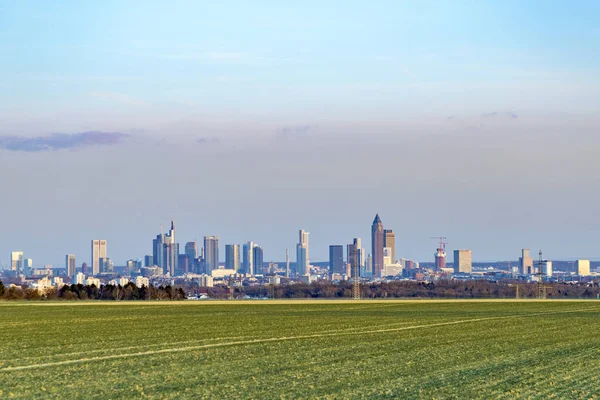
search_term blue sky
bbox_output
[0,1,599,266]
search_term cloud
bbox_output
[197,137,220,144]
[276,124,318,140]
[0,131,129,152]
[481,112,518,119]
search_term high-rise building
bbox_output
[243,241,255,275]
[519,249,533,275]
[253,245,264,275]
[225,244,241,272]
[453,250,472,274]
[99,257,113,273]
[347,238,363,278]
[296,230,310,276]
[329,245,345,275]
[204,236,219,273]
[383,229,396,263]
[11,252,23,275]
[542,260,553,277]
[185,241,198,272]
[286,248,290,278]
[23,258,33,275]
[153,221,178,275]
[91,240,107,276]
[177,254,189,274]
[81,262,88,275]
[65,254,76,277]
[144,255,154,267]
[371,215,384,278]
[576,260,591,276]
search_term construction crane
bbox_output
[431,237,447,269]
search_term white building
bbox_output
[453,250,473,274]
[11,251,24,274]
[543,260,553,277]
[65,254,76,277]
[85,277,101,287]
[73,272,85,285]
[382,263,403,276]
[211,268,236,278]
[118,277,130,286]
[197,275,214,287]
[32,277,52,292]
[296,230,310,276]
[91,240,107,276]
[53,277,66,288]
[576,260,591,276]
[135,276,149,288]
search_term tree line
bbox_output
[0,281,185,300]
[1,279,599,301]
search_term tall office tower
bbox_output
[99,257,113,273]
[253,245,264,275]
[286,248,290,278]
[225,244,241,272]
[243,241,255,275]
[329,245,345,275]
[453,250,472,274]
[10,252,24,274]
[185,241,198,272]
[153,233,165,270]
[177,254,189,274]
[65,254,76,277]
[81,262,88,275]
[576,259,591,276]
[164,220,178,276]
[296,230,310,276]
[371,214,384,278]
[144,255,154,267]
[383,229,396,263]
[347,238,363,277]
[204,236,219,274]
[23,258,33,275]
[519,249,533,275]
[91,240,107,276]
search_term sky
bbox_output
[1,1,599,267]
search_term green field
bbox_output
[1,300,599,399]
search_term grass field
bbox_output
[1,300,599,399]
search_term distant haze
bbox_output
[1,1,599,267]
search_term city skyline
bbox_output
[5,214,600,271]
[1,2,599,268]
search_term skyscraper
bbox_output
[23,258,33,275]
[329,245,344,275]
[383,229,396,263]
[164,220,178,276]
[453,250,472,274]
[185,241,198,272]
[66,254,76,277]
[347,238,363,277]
[371,215,384,278]
[519,249,533,275]
[144,255,154,267]
[253,245,264,275]
[243,241,254,275]
[153,233,165,271]
[296,230,310,276]
[10,252,23,275]
[204,236,219,274]
[91,240,107,276]
[225,244,241,272]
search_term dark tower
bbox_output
[371,214,384,278]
